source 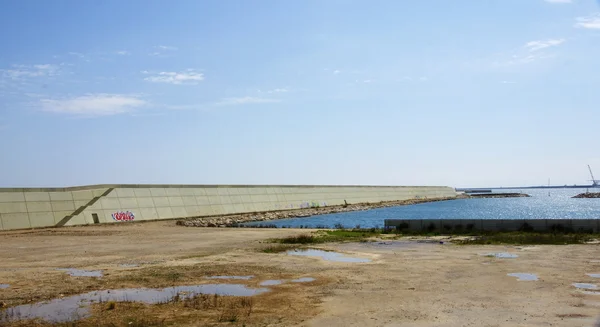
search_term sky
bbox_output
[1,0,599,188]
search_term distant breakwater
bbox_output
[573,193,600,199]
[176,197,458,228]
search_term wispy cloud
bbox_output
[143,70,204,85]
[1,64,60,80]
[216,97,280,106]
[40,94,147,116]
[494,52,554,66]
[575,13,600,29]
[544,0,572,3]
[156,45,178,51]
[501,81,517,84]
[525,39,565,52]
[116,50,130,55]
[149,45,178,57]
[333,70,341,74]
[258,88,288,94]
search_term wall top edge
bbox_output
[0,184,455,192]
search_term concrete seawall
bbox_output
[0,184,457,231]
[385,219,600,233]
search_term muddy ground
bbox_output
[1,221,600,326]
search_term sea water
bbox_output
[242,188,600,229]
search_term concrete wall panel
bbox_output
[171,206,188,218]
[0,202,28,213]
[0,192,25,203]
[152,197,170,207]
[28,212,55,228]
[156,207,174,219]
[137,197,155,208]
[168,197,184,207]
[116,188,136,198]
[99,198,121,210]
[134,189,152,197]
[150,188,167,197]
[165,188,181,196]
[26,201,53,213]
[49,192,74,201]
[24,192,51,202]
[53,211,73,224]
[119,198,139,208]
[1,213,30,229]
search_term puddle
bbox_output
[588,274,600,278]
[259,280,284,286]
[581,291,600,295]
[507,273,538,281]
[291,277,316,283]
[0,284,9,289]
[57,268,103,277]
[287,249,371,263]
[206,276,254,280]
[573,283,599,290]
[0,284,269,323]
[482,252,518,259]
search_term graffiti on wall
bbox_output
[112,211,135,222]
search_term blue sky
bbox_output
[1,0,599,188]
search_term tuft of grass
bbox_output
[455,232,594,245]
[278,234,318,244]
[261,244,297,253]
[272,229,380,245]
[105,301,116,311]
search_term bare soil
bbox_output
[1,221,600,326]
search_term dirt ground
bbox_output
[1,221,600,326]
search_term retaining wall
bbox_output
[0,185,456,231]
[384,219,600,233]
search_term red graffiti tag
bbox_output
[112,211,135,222]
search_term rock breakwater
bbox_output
[176,197,457,228]
[573,192,600,199]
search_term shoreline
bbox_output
[177,196,460,228]
[177,193,531,228]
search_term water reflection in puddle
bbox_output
[573,283,598,290]
[291,277,316,283]
[0,284,9,289]
[57,268,103,277]
[507,273,538,281]
[259,280,284,286]
[288,249,370,263]
[587,274,600,278]
[0,284,269,323]
[206,276,254,280]
[482,252,518,259]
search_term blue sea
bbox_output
[242,188,600,229]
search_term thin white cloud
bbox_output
[156,45,178,51]
[216,97,280,106]
[575,13,600,29]
[544,0,572,3]
[501,81,517,84]
[143,70,204,85]
[1,64,60,80]
[363,79,372,83]
[40,94,146,116]
[116,50,130,55]
[525,39,565,52]
[149,45,178,57]
[265,88,288,93]
[333,70,341,74]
